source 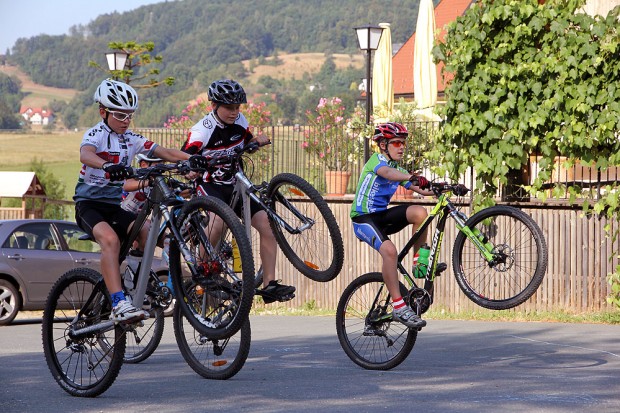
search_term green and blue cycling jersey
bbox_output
[350,153,412,218]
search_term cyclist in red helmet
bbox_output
[350,122,433,329]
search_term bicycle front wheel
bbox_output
[452,205,548,310]
[169,197,255,340]
[42,268,126,397]
[173,302,251,380]
[267,173,344,282]
[336,272,417,370]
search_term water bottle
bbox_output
[123,258,139,291]
[162,235,170,264]
[413,244,430,279]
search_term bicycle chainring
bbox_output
[407,287,432,315]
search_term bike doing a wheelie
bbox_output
[42,161,255,397]
[336,182,548,370]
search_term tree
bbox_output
[433,0,620,209]
[88,41,174,88]
[433,0,620,308]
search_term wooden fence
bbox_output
[253,197,617,313]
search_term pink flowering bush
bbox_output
[302,97,361,172]
[163,98,210,129]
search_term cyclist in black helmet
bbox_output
[181,79,296,304]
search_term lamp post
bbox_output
[105,51,129,81]
[354,24,384,161]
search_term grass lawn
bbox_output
[0,132,83,200]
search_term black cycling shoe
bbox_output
[256,280,296,304]
[435,262,447,275]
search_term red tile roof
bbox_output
[392,0,475,99]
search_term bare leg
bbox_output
[92,221,122,294]
[251,210,278,287]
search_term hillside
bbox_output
[242,53,364,83]
[0,64,77,109]
[1,53,363,119]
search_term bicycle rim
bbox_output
[336,272,417,370]
[170,197,255,339]
[173,304,251,380]
[452,205,548,310]
[267,173,344,282]
[123,307,165,364]
[42,268,126,397]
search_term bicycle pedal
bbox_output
[435,262,447,275]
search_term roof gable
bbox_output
[392,0,474,97]
[0,172,46,197]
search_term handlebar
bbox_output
[427,182,470,197]
[206,140,271,169]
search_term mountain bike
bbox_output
[122,178,252,378]
[336,182,548,370]
[42,161,255,397]
[203,141,344,289]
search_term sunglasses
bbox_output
[105,109,135,122]
[388,140,407,148]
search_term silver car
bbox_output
[0,219,169,325]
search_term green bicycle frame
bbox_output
[396,192,496,290]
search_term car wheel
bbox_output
[0,279,21,326]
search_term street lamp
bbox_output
[105,51,129,80]
[354,24,384,161]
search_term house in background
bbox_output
[392,0,474,102]
[0,172,47,219]
[20,107,54,126]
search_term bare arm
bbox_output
[80,145,109,169]
[152,146,191,162]
[376,165,434,196]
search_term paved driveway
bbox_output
[1,315,619,412]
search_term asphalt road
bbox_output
[1,315,619,413]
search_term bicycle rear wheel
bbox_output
[169,197,255,340]
[267,173,344,282]
[173,302,251,380]
[452,205,548,310]
[42,268,126,397]
[336,272,417,370]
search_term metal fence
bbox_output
[134,124,617,202]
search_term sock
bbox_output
[392,297,406,310]
[111,291,126,307]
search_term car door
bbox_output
[54,222,102,272]
[0,222,75,309]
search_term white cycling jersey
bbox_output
[74,121,158,204]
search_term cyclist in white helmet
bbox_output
[75,78,207,324]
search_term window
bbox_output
[56,223,101,254]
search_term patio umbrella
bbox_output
[413,0,440,120]
[372,22,393,119]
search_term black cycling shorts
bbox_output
[197,181,263,218]
[75,200,137,242]
[351,205,410,251]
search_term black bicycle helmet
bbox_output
[208,79,247,105]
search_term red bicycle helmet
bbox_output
[372,122,408,142]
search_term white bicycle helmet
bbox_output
[94,78,139,110]
[136,153,163,163]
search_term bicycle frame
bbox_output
[396,191,496,296]
[69,169,202,339]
